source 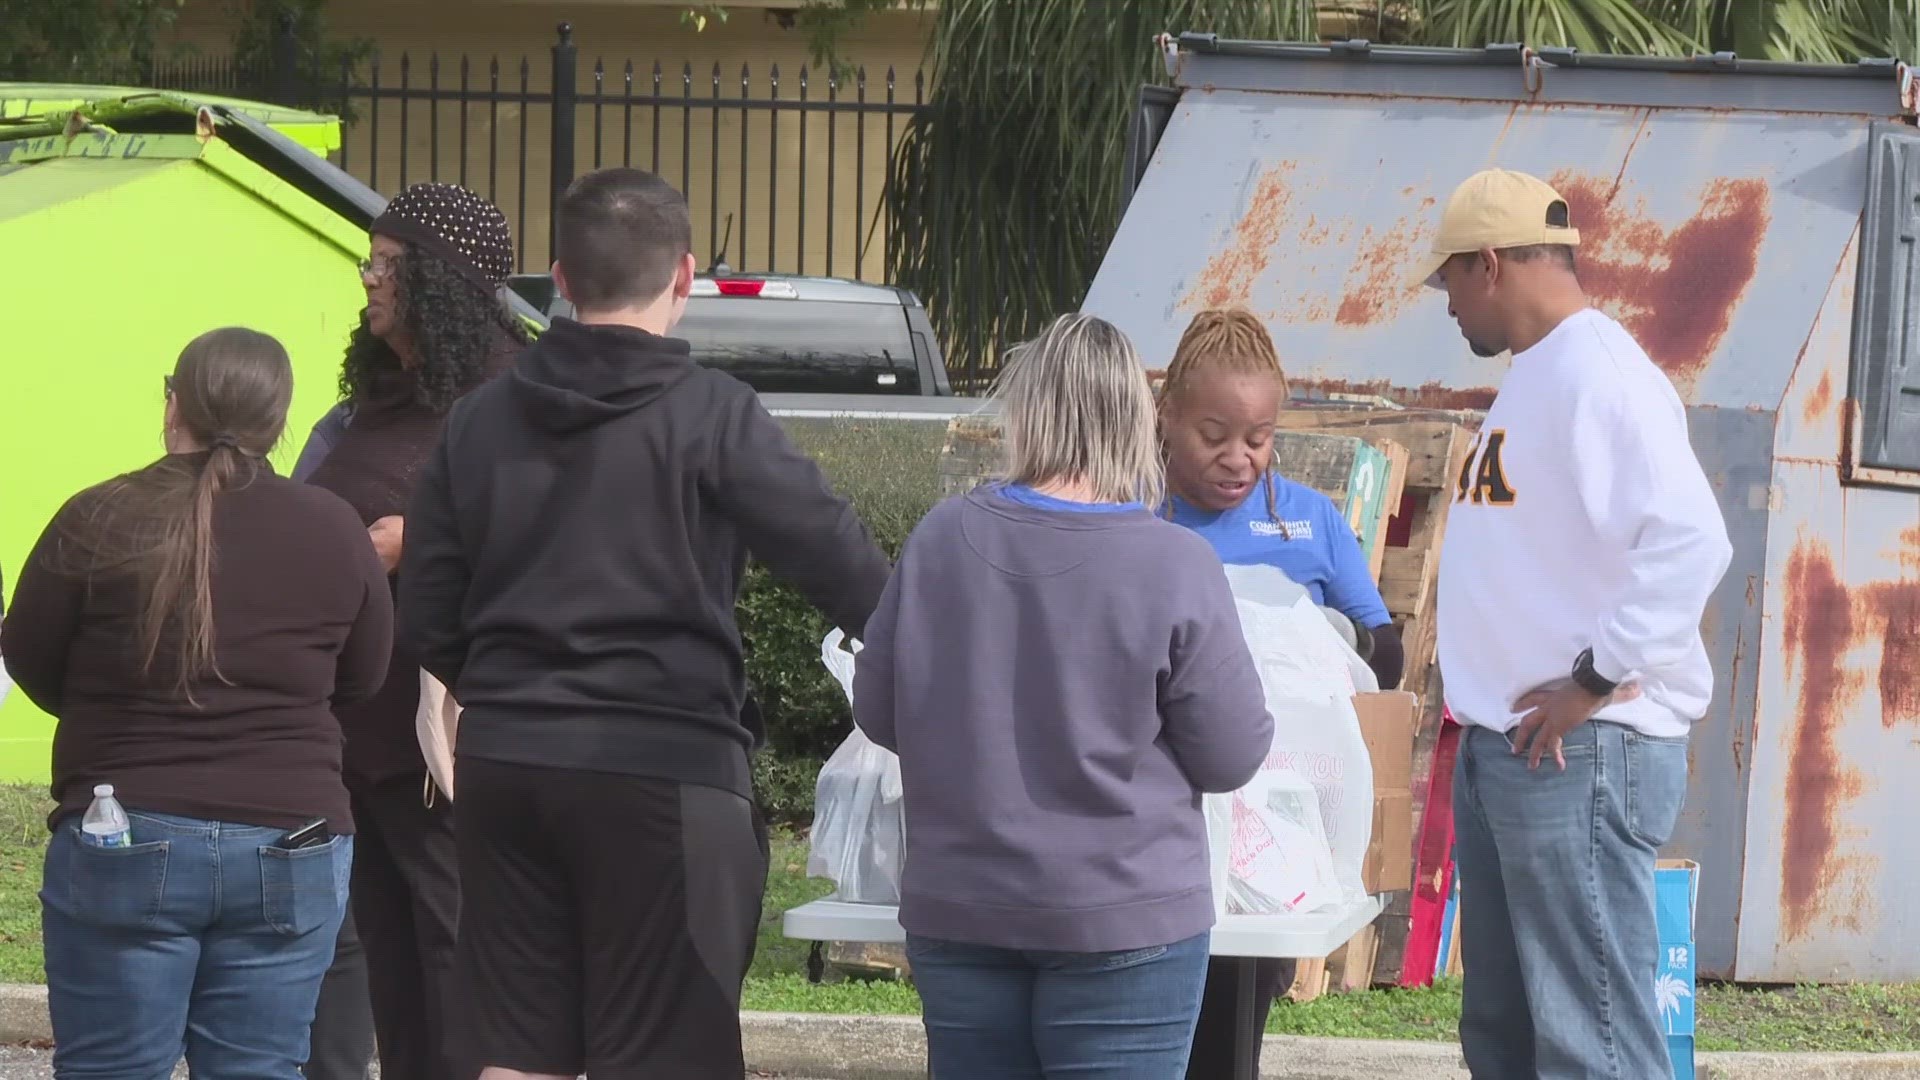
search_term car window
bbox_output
[675,297,921,395]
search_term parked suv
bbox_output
[507,268,953,396]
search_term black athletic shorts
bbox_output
[454,758,770,1079]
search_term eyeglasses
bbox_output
[162,374,174,399]
[358,254,402,280]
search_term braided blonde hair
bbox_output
[1157,308,1290,527]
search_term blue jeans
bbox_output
[907,931,1211,1080]
[1453,720,1688,1080]
[41,811,353,1080]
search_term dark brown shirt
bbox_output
[1,455,394,833]
[305,385,448,790]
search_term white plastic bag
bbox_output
[1217,764,1343,914]
[806,630,907,905]
[1222,563,1378,697]
[1205,565,1376,914]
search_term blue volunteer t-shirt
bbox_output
[1168,474,1392,629]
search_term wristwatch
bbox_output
[1571,647,1618,697]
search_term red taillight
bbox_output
[715,279,766,297]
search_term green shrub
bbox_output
[742,417,951,819]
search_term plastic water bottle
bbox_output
[80,784,131,849]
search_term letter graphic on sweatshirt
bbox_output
[1455,429,1517,507]
[1455,432,1481,504]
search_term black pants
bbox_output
[303,906,374,1080]
[1183,957,1295,1079]
[308,774,462,1080]
[456,759,770,1079]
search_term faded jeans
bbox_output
[1453,720,1687,1080]
[41,811,352,1080]
[908,931,1211,1079]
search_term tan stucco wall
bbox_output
[167,1,934,277]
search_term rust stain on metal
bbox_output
[1805,372,1834,423]
[1334,198,1437,328]
[1549,171,1771,393]
[1779,539,1865,942]
[1859,525,1920,727]
[1728,619,1748,773]
[1864,580,1920,727]
[1292,377,1496,411]
[1182,162,1297,312]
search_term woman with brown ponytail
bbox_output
[0,327,394,1080]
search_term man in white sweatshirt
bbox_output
[1412,169,1733,1080]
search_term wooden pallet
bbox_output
[1275,407,1484,986]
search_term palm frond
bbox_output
[885,0,1316,386]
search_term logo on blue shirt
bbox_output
[1167,475,1389,631]
[1251,519,1314,539]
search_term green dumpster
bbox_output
[0,91,374,782]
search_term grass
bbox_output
[4,784,1919,1053]
[0,785,46,983]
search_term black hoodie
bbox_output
[398,317,891,796]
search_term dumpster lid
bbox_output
[0,82,342,155]
[1168,34,1915,117]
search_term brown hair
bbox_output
[1156,308,1292,528]
[556,167,693,309]
[57,327,295,698]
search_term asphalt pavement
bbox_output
[0,1047,824,1080]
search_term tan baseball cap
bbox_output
[1408,168,1581,289]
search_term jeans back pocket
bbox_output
[1624,731,1690,849]
[47,827,170,931]
[259,835,350,937]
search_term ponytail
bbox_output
[135,444,243,694]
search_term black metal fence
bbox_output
[120,22,928,279]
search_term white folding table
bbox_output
[784,895,1385,1080]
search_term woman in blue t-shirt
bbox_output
[1158,308,1403,1080]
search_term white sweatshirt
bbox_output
[1437,308,1733,738]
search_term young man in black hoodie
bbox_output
[398,167,891,1080]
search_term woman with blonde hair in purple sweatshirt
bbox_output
[852,312,1275,1080]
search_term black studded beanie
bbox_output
[369,182,516,290]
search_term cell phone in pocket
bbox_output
[278,818,332,850]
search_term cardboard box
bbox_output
[1355,691,1417,793]
[1656,859,1700,1080]
[1656,859,1700,948]
[1365,791,1414,893]
[1354,691,1418,893]
[1668,1035,1695,1080]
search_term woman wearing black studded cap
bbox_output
[300,181,530,1080]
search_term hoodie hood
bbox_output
[510,317,695,434]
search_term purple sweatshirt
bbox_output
[852,484,1274,953]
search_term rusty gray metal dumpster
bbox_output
[1083,34,1920,983]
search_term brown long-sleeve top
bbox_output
[0,454,394,834]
